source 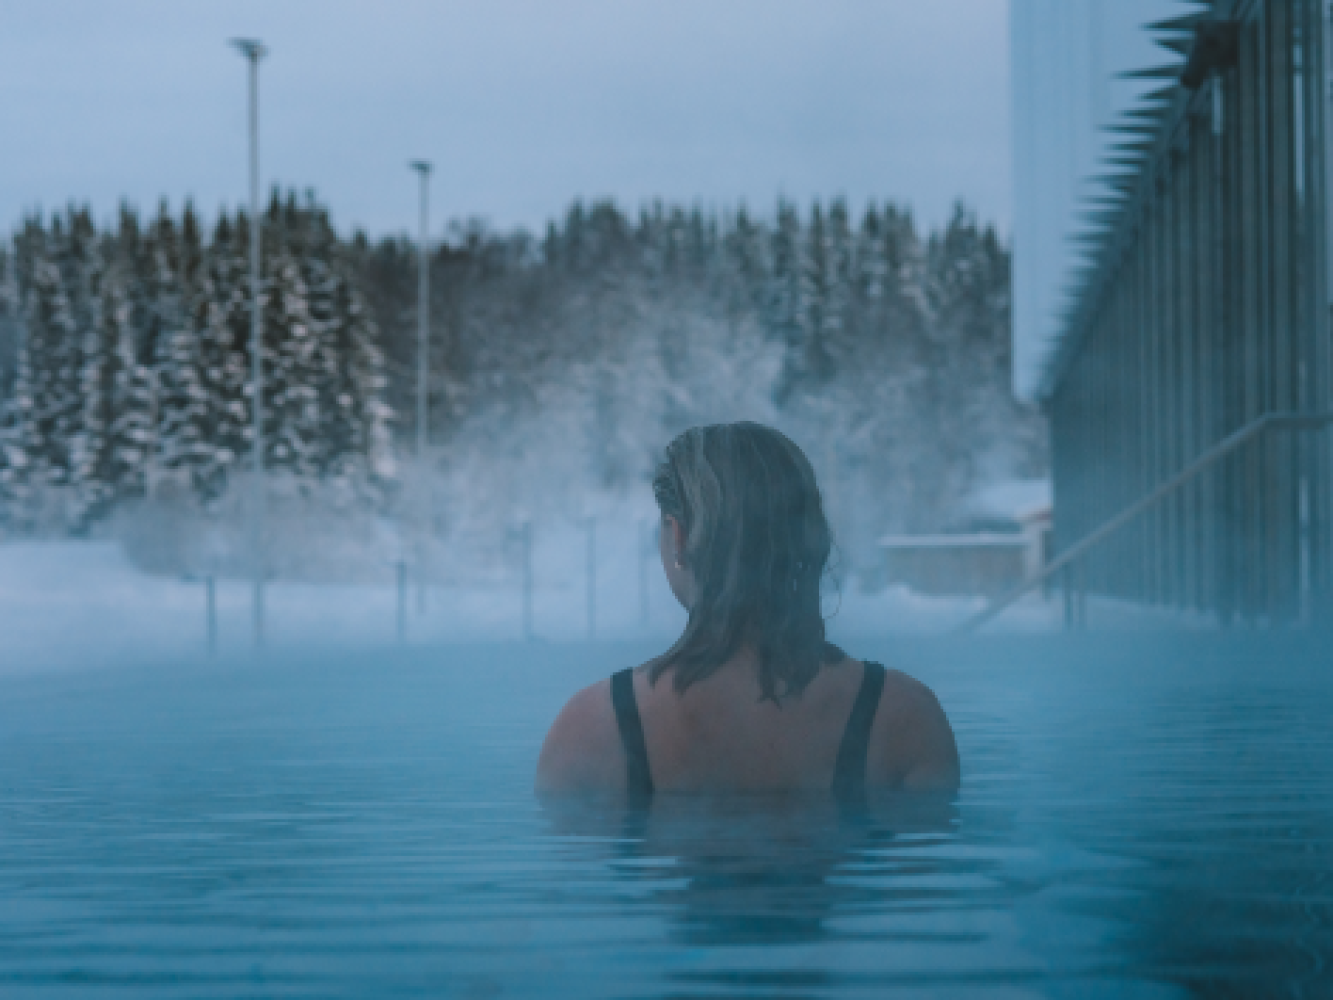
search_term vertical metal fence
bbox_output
[1045,0,1333,624]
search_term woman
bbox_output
[536,422,959,800]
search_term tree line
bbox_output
[357,199,1045,557]
[0,194,391,534]
[0,193,1044,565]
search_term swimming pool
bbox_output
[2,633,1330,997]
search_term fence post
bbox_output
[586,516,597,641]
[416,551,427,615]
[206,575,217,656]
[396,559,407,642]
[523,521,534,642]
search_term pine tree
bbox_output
[71,250,151,523]
[0,246,16,389]
[190,213,252,499]
[261,193,320,479]
[0,242,27,521]
[57,208,101,360]
[768,200,806,402]
[721,205,769,319]
[22,219,82,497]
[153,203,212,490]
[104,263,154,502]
[321,248,394,487]
[823,199,855,366]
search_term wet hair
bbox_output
[649,421,842,701]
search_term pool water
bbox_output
[2,633,1331,997]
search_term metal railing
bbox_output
[959,411,1333,633]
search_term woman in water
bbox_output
[536,422,959,800]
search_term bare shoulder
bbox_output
[869,667,961,792]
[534,677,625,797]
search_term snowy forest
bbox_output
[0,192,1045,582]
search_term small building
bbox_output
[878,493,1052,598]
[879,533,1031,598]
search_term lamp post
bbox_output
[410,161,432,610]
[231,37,267,647]
[410,161,432,466]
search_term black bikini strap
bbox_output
[611,668,654,800]
[832,661,886,797]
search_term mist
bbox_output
[4,1,1333,996]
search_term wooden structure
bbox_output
[880,533,1034,598]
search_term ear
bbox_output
[665,515,686,560]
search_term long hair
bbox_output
[649,422,840,701]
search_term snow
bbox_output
[965,478,1052,523]
[878,533,1030,549]
[0,539,1215,679]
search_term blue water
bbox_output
[2,633,1331,997]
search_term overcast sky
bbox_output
[0,0,1010,239]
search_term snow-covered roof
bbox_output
[967,478,1052,522]
[878,533,1030,550]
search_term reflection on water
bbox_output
[1,634,1331,997]
[548,792,956,953]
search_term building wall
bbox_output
[1044,0,1333,622]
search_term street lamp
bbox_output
[409,161,432,464]
[410,161,432,612]
[231,37,267,647]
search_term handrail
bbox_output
[957,411,1333,634]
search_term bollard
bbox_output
[396,559,408,642]
[522,521,534,642]
[253,577,265,650]
[206,575,217,656]
[1076,560,1088,629]
[416,549,427,615]
[586,517,597,641]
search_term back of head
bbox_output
[650,422,837,701]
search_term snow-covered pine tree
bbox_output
[70,245,152,524]
[855,203,888,307]
[46,207,107,527]
[260,192,320,481]
[104,256,154,504]
[321,237,394,490]
[153,202,212,492]
[51,209,99,356]
[682,206,714,280]
[136,204,178,493]
[824,199,855,363]
[851,202,931,392]
[20,218,83,522]
[927,205,1043,486]
[295,201,342,479]
[189,212,252,500]
[721,205,769,321]
[792,201,834,390]
[0,243,20,406]
[70,257,111,524]
[0,240,27,523]
[767,200,807,403]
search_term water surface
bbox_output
[2,633,1331,997]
